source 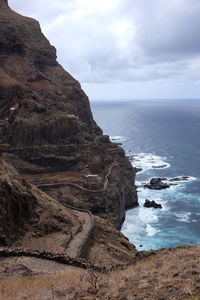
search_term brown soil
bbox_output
[0,246,199,299]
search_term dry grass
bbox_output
[0,269,87,300]
[110,246,200,299]
[0,246,200,299]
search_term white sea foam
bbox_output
[166,176,197,184]
[138,206,159,224]
[185,176,197,182]
[121,205,160,249]
[146,224,160,236]
[130,153,170,172]
[175,212,191,223]
[136,186,168,211]
[122,150,199,250]
[160,176,197,192]
[110,136,126,141]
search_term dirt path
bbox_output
[32,164,118,259]
[58,203,94,259]
[36,163,118,193]
[66,210,93,258]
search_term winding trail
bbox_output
[36,163,119,193]
[66,212,92,258]
[62,203,94,259]
[32,164,119,259]
[0,164,121,267]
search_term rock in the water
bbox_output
[144,199,162,209]
[144,178,169,190]
[152,164,167,169]
[169,176,189,182]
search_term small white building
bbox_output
[66,114,79,120]
[84,174,102,185]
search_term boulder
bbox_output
[169,176,189,182]
[152,164,167,169]
[144,199,162,209]
[144,178,169,190]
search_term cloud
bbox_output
[133,0,200,59]
[9,0,200,85]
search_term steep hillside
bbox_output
[0,0,138,227]
[0,158,137,265]
[0,158,87,254]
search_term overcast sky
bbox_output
[10,0,200,101]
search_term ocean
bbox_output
[91,99,200,251]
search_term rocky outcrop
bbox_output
[169,176,189,182]
[0,1,138,227]
[144,199,162,209]
[152,164,167,169]
[144,178,170,190]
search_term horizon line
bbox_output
[90,98,200,102]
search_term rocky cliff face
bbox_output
[0,0,138,227]
[0,159,36,245]
[0,158,83,252]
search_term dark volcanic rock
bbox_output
[134,167,143,173]
[144,199,162,209]
[169,176,189,182]
[0,2,138,228]
[152,164,167,169]
[145,178,170,190]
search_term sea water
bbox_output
[91,99,200,250]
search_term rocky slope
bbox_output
[0,158,86,254]
[0,158,137,263]
[0,0,137,228]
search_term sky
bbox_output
[10,0,200,101]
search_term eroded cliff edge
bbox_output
[0,1,138,228]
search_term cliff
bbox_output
[0,158,137,265]
[0,0,138,228]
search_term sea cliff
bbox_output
[0,0,138,228]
